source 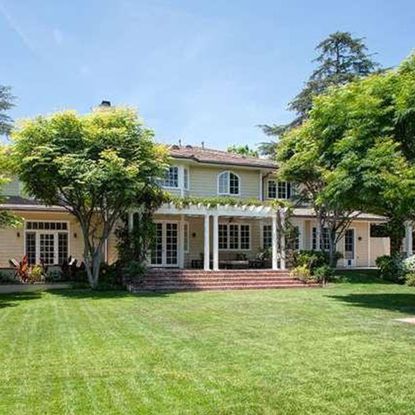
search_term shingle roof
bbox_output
[169,145,276,169]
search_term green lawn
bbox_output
[1,272,415,414]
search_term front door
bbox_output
[344,229,355,267]
[150,222,178,267]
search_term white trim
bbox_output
[24,220,70,265]
[367,222,371,267]
[265,179,291,200]
[217,170,241,196]
[213,215,219,270]
[149,220,180,267]
[344,227,356,267]
[218,222,251,251]
[204,214,210,271]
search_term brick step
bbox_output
[131,283,319,293]
[140,279,298,286]
[146,269,287,275]
[142,275,292,281]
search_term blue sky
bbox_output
[1,0,414,149]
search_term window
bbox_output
[25,221,69,265]
[219,224,228,249]
[262,224,272,249]
[344,229,354,253]
[287,226,300,251]
[218,171,240,195]
[160,166,179,188]
[312,227,330,250]
[183,222,189,252]
[267,180,291,199]
[183,168,189,190]
[218,224,250,250]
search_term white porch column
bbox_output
[204,214,210,271]
[405,221,413,257]
[280,210,286,270]
[213,214,219,271]
[272,213,278,270]
[179,215,185,269]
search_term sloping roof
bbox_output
[292,207,387,221]
[169,145,276,169]
[0,196,65,211]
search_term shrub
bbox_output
[0,271,19,284]
[293,250,342,272]
[375,255,406,284]
[405,272,415,287]
[313,265,335,283]
[27,265,45,283]
[45,269,63,282]
[403,255,415,273]
[97,263,124,289]
[291,264,312,282]
[122,260,146,282]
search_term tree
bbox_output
[279,53,415,257]
[227,144,258,158]
[10,107,168,288]
[260,32,379,155]
[0,85,14,136]
[0,85,20,228]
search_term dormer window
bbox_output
[218,171,240,195]
[160,166,179,188]
[267,180,291,199]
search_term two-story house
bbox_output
[0,145,392,272]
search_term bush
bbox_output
[313,265,335,283]
[405,272,415,287]
[97,263,124,289]
[27,265,45,283]
[122,260,146,282]
[293,250,342,272]
[375,255,406,284]
[291,264,312,282]
[0,271,20,284]
[45,269,63,283]
[403,255,415,273]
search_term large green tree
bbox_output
[0,85,14,136]
[0,85,20,228]
[10,107,168,288]
[259,32,379,157]
[278,53,415,258]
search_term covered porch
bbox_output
[129,203,287,271]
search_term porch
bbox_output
[129,203,287,271]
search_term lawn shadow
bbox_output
[333,269,391,284]
[46,288,171,300]
[0,291,42,310]
[328,293,415,314]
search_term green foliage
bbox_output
[0,85,14,136]
[10,107,168,288]
[122,260,146,282]
[260,31,379,153]
[27,265,45,283]
[293,250,341,272]
[0,271,19,284]
[227,145,259,158]
[291,264,312,282]
[405,272,415,287]
[314,265,335,283]
[375,255,406,284]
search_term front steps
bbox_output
[127,269,319,293]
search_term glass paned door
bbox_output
[166,223,178,265]
[150,222,178,267]
[40,233,55,265]
[344,229,355,266]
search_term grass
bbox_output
[1,271,415,414]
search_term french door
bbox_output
[150,222,178,267]
[344,229,355,267]
[25,231,69,265]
